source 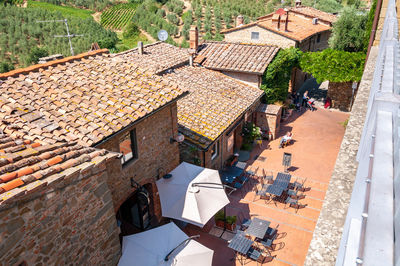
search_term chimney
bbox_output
[189,55,193,66]
[284,8,289,32]
[189,25,198,51]
[138,41,144,55]
[295,0,302,7]
[272,14,281,30]
[236,15,244,27]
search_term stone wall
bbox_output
[298,31,330,52]
[255,104,282,140]
[0,156,121,266]
[221,71,261,88]
[224,25,296,48]
[98,102,180,221]
[327,81,356,111]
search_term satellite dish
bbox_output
[158,30,168,42]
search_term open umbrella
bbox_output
[156,162,230,227]
[118,222,213,266]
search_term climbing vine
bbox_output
[299,49,366,83]
[261,47,302,104]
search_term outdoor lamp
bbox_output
[170,133,185,144]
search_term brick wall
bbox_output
[221,71,261,88]
[0,157,121,265]
[327,81,356,111]
[224,25,296,48]
[97,102,180,221]
[298,31,330,52]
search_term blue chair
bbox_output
[241,218,251,229]
[234,182,243,189]
[247,247,261,261]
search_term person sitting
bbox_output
[279,132,293,148]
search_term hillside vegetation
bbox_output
[31,0,113,11]
[101,3,138,30]
[0,5,117,68]
[27,0,94,19]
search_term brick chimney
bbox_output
[138,41,144,55]
[272,14,281,30]
[296,0,302,7]
[189,25,198,51]
[236,15,244,27]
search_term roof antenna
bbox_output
[36,19,84,56]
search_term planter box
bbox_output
[215,220,237,231]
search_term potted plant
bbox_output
[214,210,237,231]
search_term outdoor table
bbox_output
[275,172,291,186]
[246,218,271,239]
[265,184,285,196]
[236,161,247,170]
[228,233,254,265]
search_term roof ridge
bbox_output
[202,40,278,48]
[0,49,109,80]
[112,41,163,56]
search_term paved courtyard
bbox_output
[184,107,349,265]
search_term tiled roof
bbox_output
[0,132,113,205]
[113,42,190,74]
[196,41,279,75]
[162,66,264,149]
[288,6,337,24]
[0,51,186,146]
[221,9,332,42]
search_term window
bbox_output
[251,32,259,40]
[211,141,219,160]
[119,129,138,165]
[317,33,321,43]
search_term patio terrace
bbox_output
[184,107,349,265]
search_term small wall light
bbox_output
[170,133,185,144]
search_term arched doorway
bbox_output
[116,185,152,237]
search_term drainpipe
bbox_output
[366,0,383,61]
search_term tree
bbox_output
[0,61,14,73]
[28,47,48,64]
[261,48,302,104]
[329,7,368,52]
[123,22,140,39]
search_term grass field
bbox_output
[28,1,94,19]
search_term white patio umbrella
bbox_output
[156,162,230,227]
[118,222,213,266]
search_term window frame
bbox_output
[316,33,321,43]
[120,129,138,165]
[211,140,219,161]
[251,32,260,40]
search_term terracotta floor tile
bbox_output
[184,109,348,266]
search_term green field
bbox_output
[27,0,94,19]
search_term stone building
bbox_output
[0,133,122,265]
[116,42,264,170]
[193,39,279,88]
[0,47,187,251]
[221,3,337,90]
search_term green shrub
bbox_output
[123,22,140,39]
[0,62,14,73]
[167,13,179,25]
[28,47,48,64]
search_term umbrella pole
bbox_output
[219,206,227,238]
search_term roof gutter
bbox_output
[93,91,189,148]
[366,0,383,61]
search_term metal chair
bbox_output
[262,169,274,184]
[247,247,261,262]
[265,224,279,239]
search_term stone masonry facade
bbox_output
[224,25,297,48]
[0,155,121,266]
[327,81,356,112]
[221,71,261,88]
[98,102,180,221]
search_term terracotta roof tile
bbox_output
[0,132,109,205]
[287,6,337,24]
[113,42,190,74]
[221,8,333,42]
[162,66,264,149]
[0,51,186,146]
[196,41,279,74]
